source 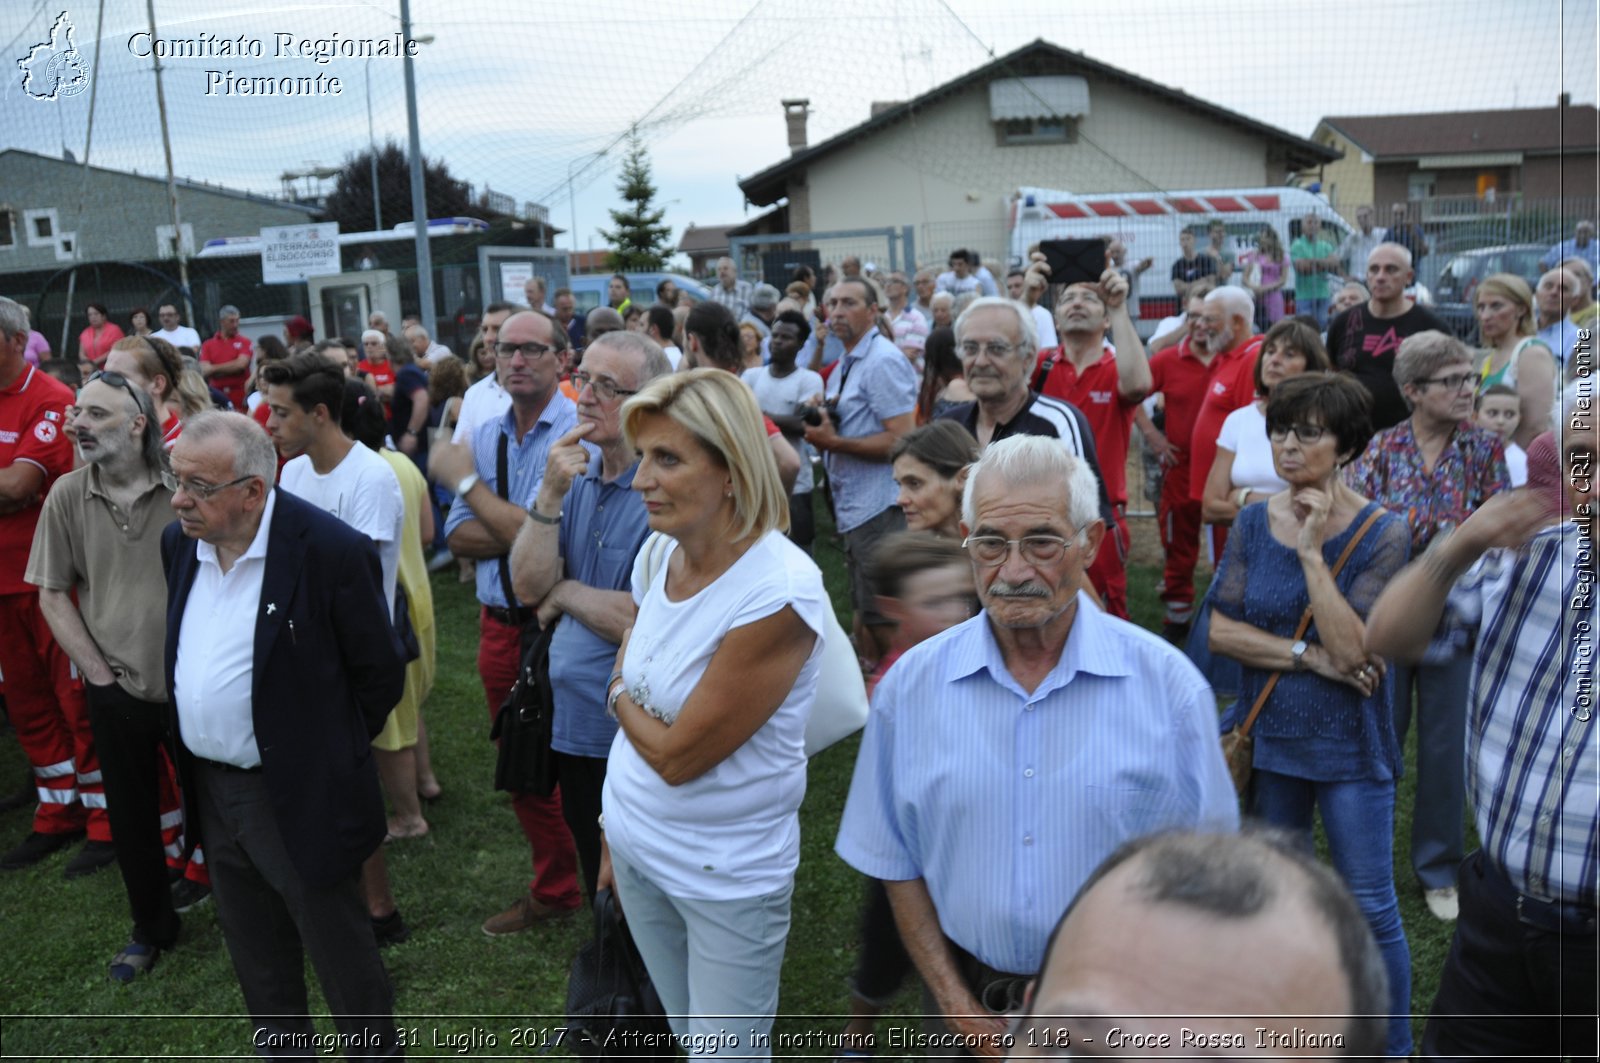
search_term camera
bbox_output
[799,397,839,427]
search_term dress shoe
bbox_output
[170,877,212,913]
[64,839,117,879]
[481,893,577,937]
[1,829,85,870]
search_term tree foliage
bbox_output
[322,139,473,233]
[599,134,672,272]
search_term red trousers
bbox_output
[0,592,106,840]
[1087,506,1130,620]
[479,610,580,909]
[1157,466,1203,624]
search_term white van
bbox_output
[1007,186,1350,334]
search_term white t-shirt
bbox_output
[1215,402,1287,497]
[602,531,828,900]
[279,444,404,613]
[1031,303,1059,349]
[742,365,825,494]
[661,344,683,371]
[152,325,202,349]
[1505,441,1527,487]
[451,373,511,445]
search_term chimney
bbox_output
[783,99,810,155]
[870,101,902,118]
[1560,92,1572,108]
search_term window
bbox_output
[0,208,13,249]
[23,208,59,248]
[997,117,1076,146]
[55,232,77,261]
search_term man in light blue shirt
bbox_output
[508,331,672,902]
[434,310,583,934]
[1534,266,1582,367]
[1540,219,1598,276]
[836,434,1238,1044]
[802,278,918,664]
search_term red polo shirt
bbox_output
[358,359,396,415]
[1147,336,1215,478]
[0,366,74,593]
[1188,334,1264,501]
[1034,344,1139,506]
[201,331,253,410]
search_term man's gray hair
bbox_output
[361,329,385,345]
[953,296,1038,357]
[1370,241,1413,270]
[0,296,27,339]
[588,330,673,387]
[930,291,954,309]
[218,304,240,319]
[404,323,430,341]
[181,410,279,485]
[961,435,1101,532]
[1204,285,1256,328]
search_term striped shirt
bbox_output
[835,593,1240,975]
[1447,522,1598,903]
[938,392,1115,525]
[442,393,577,608]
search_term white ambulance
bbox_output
[1007,186,1351,334]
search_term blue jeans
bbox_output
[1300,296,1330,328]
[1252,770,1413,1058]
[1393,656,1470,889]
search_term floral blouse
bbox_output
[1345,419,1510,554]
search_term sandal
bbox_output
[109,941,160,983]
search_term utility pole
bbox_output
[400,0,434,336]
[146,0,192,325]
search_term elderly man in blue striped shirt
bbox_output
[1367,397,1597,1062]
[836,434,1238,1055]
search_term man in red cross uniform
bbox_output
[1030,264,1152,619]
[0,296,111,876]
[1186,287,1264,563]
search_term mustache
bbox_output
[988,580,1049,599]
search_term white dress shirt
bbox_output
[174,490,277,768]
[450,374,511,445]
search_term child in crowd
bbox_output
[1474,383,1525,485]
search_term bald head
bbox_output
[586,307,625,339]
[1012,831,1386,1059]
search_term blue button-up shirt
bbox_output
[443,394,577,607]
[1536,318,1581,366]
[836,592,1239,975]
[822,331,918,533]
[549,456,650,758]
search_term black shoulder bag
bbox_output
[566,888,674,1060]
[488,432,560,796]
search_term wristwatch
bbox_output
[1290,640,1308,670]
[456,472,480,498]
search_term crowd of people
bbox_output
[0,209,1593,1061]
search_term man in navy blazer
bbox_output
[162,411,404,1058]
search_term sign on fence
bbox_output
[260,223,341,284]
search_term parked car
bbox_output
[1429,243,1547,339]
[566,272,710,315]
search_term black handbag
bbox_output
[566,888,674,1060]
[488,619,558,796]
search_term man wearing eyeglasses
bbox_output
[199,305,251,412]
[434,309,584,935]
[150,303,201,351]
[837,434,1237,1057]
[27,373,182,978]
[1326,242,1449,432]
[163,410,403,1054]
[0,297,111,877]
[508,331,673,900]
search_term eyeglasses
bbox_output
[569,370,638,403]
[494,341,557,361]
[963,533,1078,566]
[958,340,1017,361]
[174,474,255,501]
[1417,372,1476,392]
[1267,423,1329,444]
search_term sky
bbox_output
[3,0,1596,262]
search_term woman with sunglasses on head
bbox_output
[1208,373,1413,1060]
[1343,331,1509,925]
[103,336,209,451]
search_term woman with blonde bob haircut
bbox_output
[1473,273,1555,449]
[599,368,827,1059]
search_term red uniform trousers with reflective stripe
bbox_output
[156,744,209,885]
[479,609,581,910]
[1086,505,1130,620]
[0,591,106,840]
[1157,463,1203,624]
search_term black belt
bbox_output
[484,605,534,627]
[1475,852,1597,935]
[948,939,1029,1014]
[195,756,262,775]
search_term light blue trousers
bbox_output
[611,850,793,1061]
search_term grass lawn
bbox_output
[0,512,1459,1060]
